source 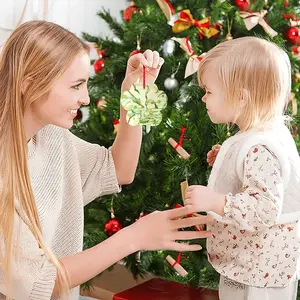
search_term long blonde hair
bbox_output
[0,20,90,298]
[198,36,292,131]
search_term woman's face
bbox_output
[24,52,91,138]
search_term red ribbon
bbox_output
[143,65,146,89]
[282,13,298,20]
[164,0,175,14]
[292,125,298,138]
[284,0,289,9]
[185,37,203,61]
[113,119,120,125]
[172,252,182,267]
[174,127,187,150]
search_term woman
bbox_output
[0,20,211,299]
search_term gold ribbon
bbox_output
[172,10,219,39]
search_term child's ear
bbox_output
[239,88,250,108]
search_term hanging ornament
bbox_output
[225,18,233,40]
[96,96,107,111]
[164,74,179,90]
[283,14,300,27]
[172,37,205,78]
[124,1,137,21]
[94,58,105,74]
[172,10,219,40]
[239,10,278,37]
[285,27,300,44]
[156,0,175,21]
[166,254,188,277]
[104,218,123,236]
[113,119,120,134]
[163,39,176,57]
[168,127,190,160]
[130,35,142,57]
[104,198,123,236]
[121,66,168,132]
[97,48,106,58]
[235,0,250,10]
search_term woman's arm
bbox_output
[111,50,163,185]
[52,205,212,295]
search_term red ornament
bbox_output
[235,0,250,10]
[104,218,123,236]
[74,108,82,121]
[285,27,300,44]
[124,2,138,21]
[94,58,105,74]
[97,49,106,58]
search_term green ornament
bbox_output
[121,83,168,132]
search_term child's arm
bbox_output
[185,144,284,231]
[219,144,283,230]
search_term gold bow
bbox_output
[172,10,219,39]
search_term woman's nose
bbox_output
[79,96,90,106]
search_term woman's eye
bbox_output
[72,83,83,90]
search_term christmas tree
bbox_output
[73,0,300,290]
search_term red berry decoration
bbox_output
[235,0,250,10]
[104,218,123,236]
[285,27,300,44]
[94,58,105,74]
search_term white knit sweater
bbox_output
[0,125,121,300]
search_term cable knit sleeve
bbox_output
[221,144,284,231]
[69,131,121,205]
[0,214,57,300]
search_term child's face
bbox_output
[201,64,233,124]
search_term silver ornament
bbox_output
[163,39,176,57]
[164,74,178,90]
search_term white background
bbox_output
[0,0,128,47]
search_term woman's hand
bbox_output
[128,205,212,252]
[121,50,164,92]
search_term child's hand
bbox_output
[184,185,226,216]
[122,50,164,92]
[129,205,212,252]
[207,144,221,166]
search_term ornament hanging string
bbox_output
[284,0,289,9]
[174,127,187,150]
[143,65,146,89]
[172,252,182,267]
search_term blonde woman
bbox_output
[0,20,212,300]
[184,37,300,300]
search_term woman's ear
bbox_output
[21,77,33,95]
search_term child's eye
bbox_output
[206,90,211,95]
[72,83,83,90]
